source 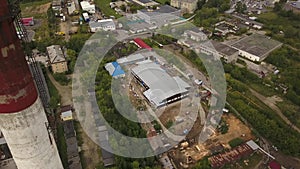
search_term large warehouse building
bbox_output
[131,62,190,107]
[231,33,282,62]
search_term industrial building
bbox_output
[89,19,116,32]
[195,40,239,63]
[231,33,282,62]
[137,5,181,26]
[183,29,207,42]
[0,0,64,168]
[46,45,68,73]
[131,61,190,107]
[117,52,148,65]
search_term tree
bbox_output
[120,4,126,12]
[197,0,206,10]
[235,1,247,14]
[66,49,77,73]
[132,161,140,169]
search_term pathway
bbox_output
[46,70,72,106]
[249,89,300,133]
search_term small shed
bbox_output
[61,110,73,121]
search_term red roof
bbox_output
[133,38,152,50]
[21,17,34,26]
[269,161,281,169]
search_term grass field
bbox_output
[20,0,51,18]
[277,99,300,128]
[94,0,122,18]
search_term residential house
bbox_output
[46,45,68,73]
[170,0,197,13]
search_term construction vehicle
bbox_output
[55,31,65,36]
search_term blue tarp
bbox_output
[111,62,125,77]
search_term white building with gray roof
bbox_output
[89,19,116,32]
[131,61,190,107]
[137,5,181,27]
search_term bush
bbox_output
[229,138,244,148]
[53,73,70,86]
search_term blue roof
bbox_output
[112,61,125,77]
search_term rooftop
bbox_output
[89,19,115,28]
[133,38,152,50]
[104,61,125,77]
[139,5,179,15]
[231,33,282,58]
[63,120,76,139]
[46,45,66,64]
[210,41,238,56]
[132,62,190,107]
[117,53,145,65]
[61,110,73,121]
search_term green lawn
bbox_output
[257,11,300,49]
[94,0,122,18]
[277,99,300,128]
[20,0,51,9]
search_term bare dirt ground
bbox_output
[47,71,101,168]
[250,88,300,133]
[212,114,254,146]
[159,104,181,127]
[22,2,51,16]
[59,22,71,41]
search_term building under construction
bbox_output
[0,0,63,168]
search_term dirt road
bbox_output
[249,88,300,133]
[47,70,72,106]
[47,71,102,168]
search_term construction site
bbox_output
[103,39,260,168]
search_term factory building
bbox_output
[231,33,282,62]
[137,5,181,26]
[131,61,190,107]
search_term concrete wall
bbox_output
[0,98,63,169]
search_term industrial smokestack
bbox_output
[0,1,64,168]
